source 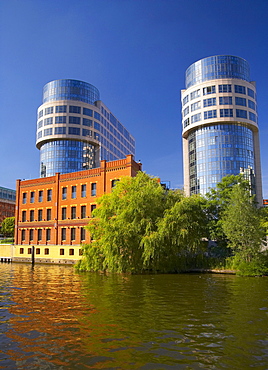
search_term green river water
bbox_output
[0,263,267,369]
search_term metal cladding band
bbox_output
[185,55,250,89]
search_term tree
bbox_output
[1,217,15,237]
[77,172,183,273]
[221,184,264,262]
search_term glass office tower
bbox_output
[36,79,135,177]
[181,56,262,204]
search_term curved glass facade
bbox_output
[186,56,250,89]
[40,140,99,178]
[43,79,100,104]
[188,124,255,195]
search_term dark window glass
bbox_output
[220,109,233,117]
[30,191,35,203]
[47,208,52,221]
[61,228,66,241]
[36,248,40,254]
[69,116,81,124]
[236,109,247,119]
[38,190,43,202]
[30,229,34,241]
[83,107,93,116]
[203,86,215,95]
[55,127,66,134]
[22,210,26,222]
[91,204,96,215]
[47,189,52,201]
[219,96,232,105]
[38,209,43,221]
[91,183,96,196]
[60,248,65,255]
[71,228,76,241]
[81,184,86,197]
[45,107,54,115]
[46,229,51,241]
[81,205,86,218]
[81,228,86,241]
[235,97,247,106]
[69,106,81,114]
[22,193,27,204]
[94,112,101,120]
[38,229,42,241]
[71,206,76,219]
[218,84,232,93]
[71,186,76,199]
[248,88,255,98]
[69,248,74,255]
[83,118,92,126]
[55,105,67,113]
[55,116,66,124]
[62,187,67,200]
[44,248,49,255]
[30,210,34,222]
[68,127,80,135]
[235,85,246,94]
[62,207,67,220]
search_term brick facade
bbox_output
[15,155,141,247]
[0,200,15,224]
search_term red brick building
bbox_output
[15,155,141,248]
[0,186,16,226]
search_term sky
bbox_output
[1,0,268,197]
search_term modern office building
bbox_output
[36,79,135,177]
[181,55,262,204]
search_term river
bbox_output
[0,263,267,369]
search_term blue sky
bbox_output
[1,0,268,197]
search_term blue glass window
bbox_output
[235,85,246,94]
[236,109,247,118]
[91,183,97,196]
[83,118,92,126]
[247,88,255,98]
[203,86,215,95]
[94,112,101,120]
[204,110,217,119]
[82,129,91,136]
[38,120,43,129]
[45,107,53,115]
[68,127,80,135]
[184,118,190,128]
[183,95,189,105]
[83,107,93,116]
[55,105,67,113]
[191,101,201,111]
[183,106,189,116]
[55,127,66,134]
[248,100,256,110]
[249,112,257,122]
[203,98,216,107]
[191,113,201,123]
[94,121,100,131]
[55,116,66,124]
[69,116,80,124]
[44,128,52,136]
[220,109,233,117]
[219,96,232,105]
[69,105,81,114]
[218,84,232,93]
[44,117,53,125]
[81,184,86,198]
[71,186,76,199]
[39,110,43,118]
[190,89,200,100]
[62,187,67,200]
[37,131,42,139]
[235,97,247,106]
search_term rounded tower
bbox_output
[181,55,262,204]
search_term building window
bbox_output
[21,230,26,241]
[36,248,40,255]
[203,86,215,95]
[83,107,93,116]
[94,112,100,121]
[83,118,92,127]
[71,186,76,199]
[38,190,43,202]
[55,105,67,113]
[191,101,201,112]
[44,117,53,126]
[47,189,52,201]
[30,229,34,241]
[81,184,86,198]
[71,228,76,241]
[204,110,217,120]
[47,209,52,221]
[190,89,200,100]
[30,210,34,222]
[203,98,216,107]
[91,183,96,196]
[22,210,26,222]
[235,97,247,106]
[235,85,246,94]
[45,107,54,115]
[247,88,255,98]
[71,207,76,219]
[82,129,92,137]
[69,249,74,256]
[191,113,201,123]
[22,193,27,204]
[55,116,66,124]
[183,106,189,117]
[38,209,43,221]
[184,118,190,128]
[30,191,35,203]
[60,248,64,255]
[69,116,81,125]
[236,109,247,119]
[248,100,256,110]
[54,127,66,135]
[38,110,43,118]
[183,95,189,105]
[46,229,51,241]
[249,112,257,122]
[219,96,232,105]
[81,228,86,241]
[220,109,233,117]
[62,187,67,200]
[69,106,81,114]
[111,179,119,188]
[28,248,32,254]
[20,248,24,254]
[81,205,86,219]
[44,248,49,255]
[44,128,53,136]
[91,204,96,215]
[61,228,66,241]
[61,207,67,220]
[218,84,232,93]
[38,229,42,241]
[68,127,80,135]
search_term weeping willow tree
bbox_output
[76,172,209,273]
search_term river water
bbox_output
[0,263,267,370]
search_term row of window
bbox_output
[184,109,257,128]
[38,106,95,118]
[21,204,96,222]
[38,116,95,127]
[183,85,255,105]
[23,184,98,205]
[19,246,83,256]
[20,227,86,243]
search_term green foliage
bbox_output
[226,253,268,276]
[1,217,15,237]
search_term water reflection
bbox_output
[0,263,267,369]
